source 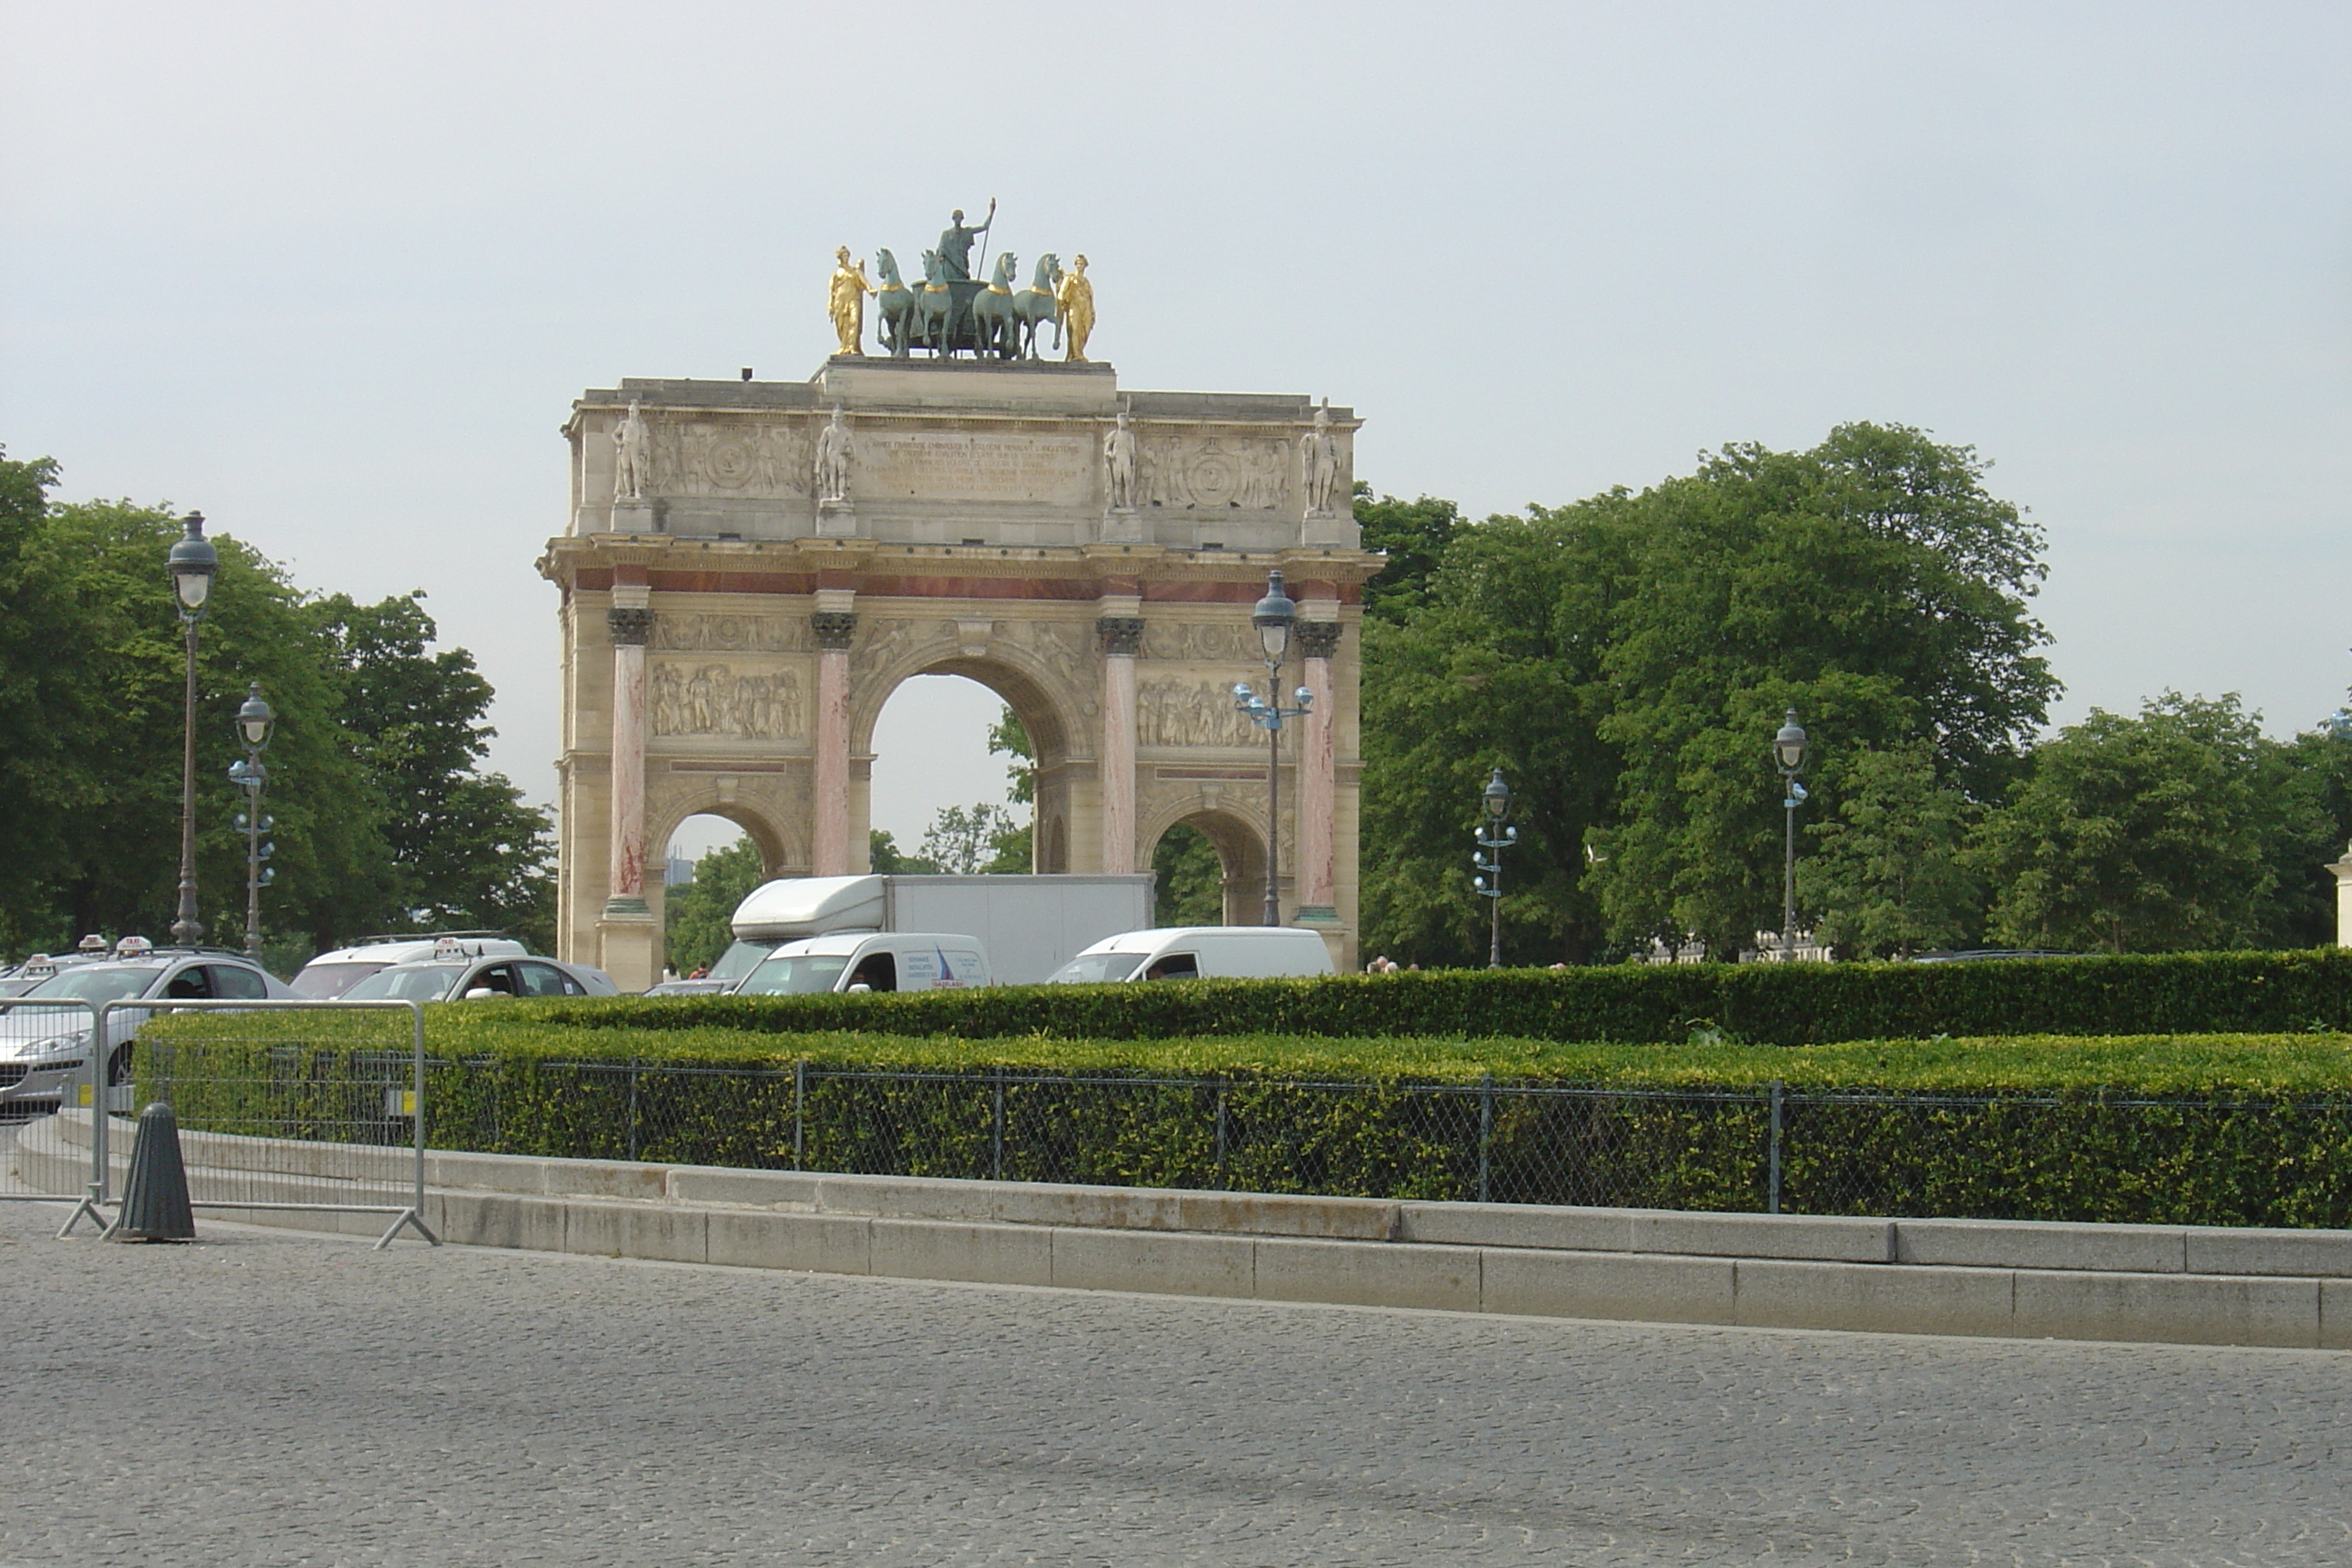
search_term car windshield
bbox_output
[340,964,465,1002]
[737,955,850,995]
[287,962,382,1000]
[18,967,156,1003]
[1046,952,1145,984]
[706,940,776,984]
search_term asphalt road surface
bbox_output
[0,1173,2346,1566]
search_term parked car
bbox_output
[642,977,736,997]
[336,955,620,1004]
[0,936,116,997]
[1046,926,1338,984]
[0,941,292,1115]
[289,932,531,999]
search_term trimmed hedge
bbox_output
[134,1031,2352,1228]
[525,949,2352,1046]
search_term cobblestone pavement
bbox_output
[0,1195,2347,1568]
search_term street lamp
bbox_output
[1773,707,1809,961]
[1473,768,1517,967]
[228,683,276,958]
[1233,570,1312,926]
[167,513,218,947]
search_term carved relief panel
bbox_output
[1140,678,1265,749]
[651,661,806,740]
[1142,620,1264,666]
[645,418,812,499]
[1139,436,1290,511]
[651,612,813,654]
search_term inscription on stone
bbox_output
[860,431,1096,505]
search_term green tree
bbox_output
[1588,424,2054,957]
[1354,486,1462,624]
[315,592,555,949]
[868,828,937,874]
[1152,824,1225,925]
[1796,739,1982,957]
[921,803,1023,874]
[985,704,1034,870]
[1970,693,2308,953]
[1357,423,2054,965]
[662,837,768,974]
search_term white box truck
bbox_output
[710,874,1156,988]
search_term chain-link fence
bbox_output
[416,1061,2352,1230]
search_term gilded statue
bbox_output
[828,247,877,357]
[1055,253,1095,362]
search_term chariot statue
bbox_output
[840,204,1092,363]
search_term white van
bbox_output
[1046,926,1336,984]
[734,932,990,996]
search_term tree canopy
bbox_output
[0,449,554,964]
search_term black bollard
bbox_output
[110,1102,196,1242]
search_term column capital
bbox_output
[1298,621,1343,661]
[811,611,858,651]
[607,607,653,647]
[1096,615,1146,657]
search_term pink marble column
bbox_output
[1097,615,1144,874]
[1297,620,1341,920]
[605,606,652,906]
[811,610,857,877]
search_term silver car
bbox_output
[337,955,619,1003]
[0,946,292,1115]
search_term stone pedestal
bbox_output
[597,899,661,993]
[1101,506,1147,544]
[817,498,858,538]
[2330,848,2352,946]
[1301,509,1355,550]
[610,498,658,534]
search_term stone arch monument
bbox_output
[543,355,1377,988]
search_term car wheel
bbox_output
[107,1043,133,1086]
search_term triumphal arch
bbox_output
[543,229,1377,988]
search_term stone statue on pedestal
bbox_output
[815,405,853,504]
[1301,399,1340,517]
[612,399,649,503]
[1103,410,1139,511]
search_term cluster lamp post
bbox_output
[1232,570,1313,926]
[228,684,276,958]
[167,514,219,947]
[1773,707,1809,960]
[1472,768,1516,967]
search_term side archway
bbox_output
[1142,802,1271,926]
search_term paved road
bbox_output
[0,1192,2346,1567]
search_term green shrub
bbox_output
[514,948,2352,1047]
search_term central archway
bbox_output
[847,620,1093,877]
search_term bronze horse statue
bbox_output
[1014,252,1062,359]
[966,252,1023,360]
[874,249,920,358]
[911,249,957,357]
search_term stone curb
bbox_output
[16,1112,2350,1349]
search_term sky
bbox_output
[5,3,2349,860]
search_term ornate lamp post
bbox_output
[1232,570,1313,926]
[166,513,218,947]
[1472,768,1517,968]
[227,684,276,958]
[1773,707,1810,961]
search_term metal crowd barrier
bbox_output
[52,999,436,1249]
[0,997,103,1227]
